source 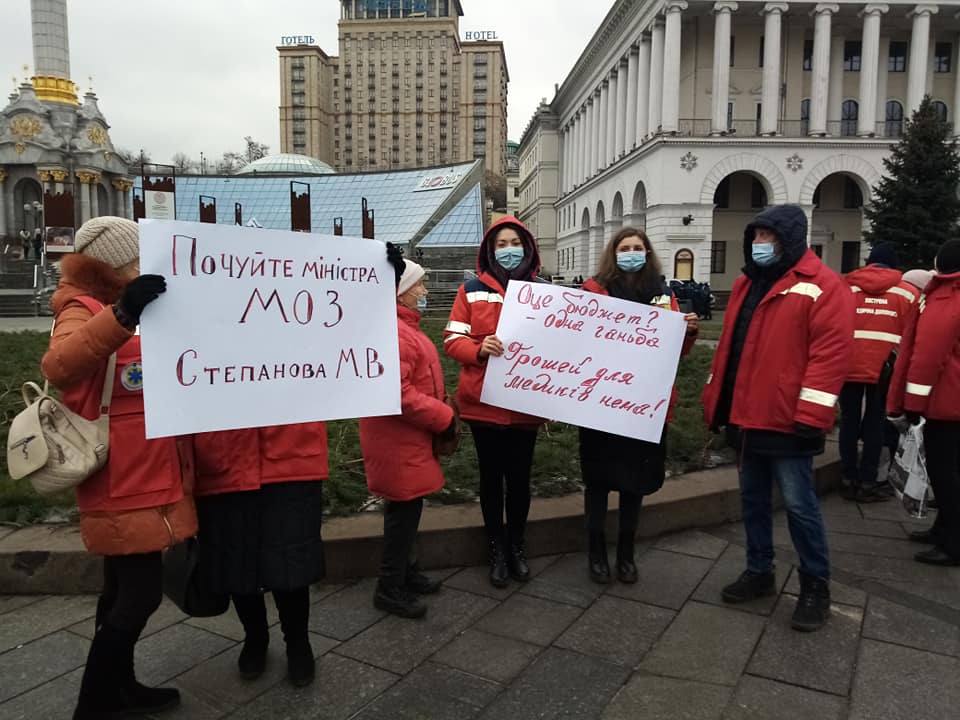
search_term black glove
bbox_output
[115,274,166,327]
[386,242,405,288]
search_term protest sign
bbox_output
[480,281,687,442]
[138,220,400,438]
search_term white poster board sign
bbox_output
[138,220,400,438]
[144,190,175,220]
[480,281,687,442]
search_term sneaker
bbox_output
[721,570,776,604]
[406,568,441,595]
[791,575,831,632]
[373,581,427,619]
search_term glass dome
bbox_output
[236,153,335,176]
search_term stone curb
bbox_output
[0,446,841,594]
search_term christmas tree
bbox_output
[864,96,960,268]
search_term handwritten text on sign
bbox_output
[138,220,400,438]
[480,281,686,442]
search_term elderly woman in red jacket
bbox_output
[41,217,196,719]
[360,247,456,619]
[193,423,328,687]
[580,228,699,583]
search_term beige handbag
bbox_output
[6,354,116,496]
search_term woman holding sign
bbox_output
[360,247,457,618]
[580,228,699,583]
[41,217,195,718]
[444,216,543,588]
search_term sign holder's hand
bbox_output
[684,312,700,336]
[478,334,504,359]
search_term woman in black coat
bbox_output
[579,228,699,583]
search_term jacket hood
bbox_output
[925,269,960,295]
[743,205,809,274]
[477,215,540,289]
[50,253,127,313]
[845,265,904,294]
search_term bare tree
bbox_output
[171,152,196,174]
[218,136,271,174]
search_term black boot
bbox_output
[721,570,776,603]
[374,579,428,618]
[488,538,510,588]
[616,532,638,584]
[275,588,315,687]
[232,594,270,681]
[791,574,831,632]
[507,541,531,582]
[588,532,611,584]
[405,564,442,595]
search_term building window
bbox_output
[933,100,949,123]
[843,177,864,208]
[674,250,694,281]
[843,41,862,71]
[710,241,727,274]
[885,100,903,137]
[935,42,952,72]
[729,36,735,67]
[759,36,764,67]
[713,177,730,209]
[800,98,810,135]
[841,99,858,136]
[750,178,767,208]
[889,41,907,72]
[803,39,813,71]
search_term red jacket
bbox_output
[845,265,919,383]
[360,305,454,501]
[193,422,328,496]
[703,249,855,433]
[42,255,197,556]
[581,278,697,422]
[444,216,543,426]
[887,270,960,421]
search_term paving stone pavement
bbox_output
[1,493,958,720]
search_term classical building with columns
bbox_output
[0,0,132,246]
[521,0,960,293]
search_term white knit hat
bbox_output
[902,269,934,291]
[74,216,139,269]
[397,260,425,296]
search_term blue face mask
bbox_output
[752,243,780,267]
[416,294,428,310]
[495,246,524,271]
[616,251,647,273]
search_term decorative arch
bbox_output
[13,177,42,233]
[674,248,695,281]
[581,207,590,230]
[700,153,789,205]
[595,200,605,227]
[799,155,883,205]
[632,181,647,213]
[611,192,624,220]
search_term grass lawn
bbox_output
[0,321,718,523]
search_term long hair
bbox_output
[593,227,663,291]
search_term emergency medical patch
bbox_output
[120,362,143,391]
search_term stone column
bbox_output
[123,180,133,220]
[858,5,887,135]
[574,111,583,185]
[615,58,628,158]
[51,169,67,194]
[112,178,125,216]
[77,172,93,224]
[606,71,618,165]
[877,36,890,131]
[648,20,665,134]
[598,80,610,170]
[661,1,688,134]
[828,33,845,131]
[0,169,7,239]
[953,33,960,134]
[907,4,938,113]
[636,33,652,141]
[760,3,789,135]
[589,91,600,177]
[37,170,52,195]
[625,45,639,150]
[711,2,738,134]
[89,174,100,218]
[809,4,838,135]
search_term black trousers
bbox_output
[379,497,424,587]
[469,424,538,545]
[584,487,643,535]
[232,587,310,646]
[839,382,886,487]
[97,552,163,636]
[924,420,960,558]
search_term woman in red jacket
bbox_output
[41,217,196,719]
[444,217,542,588]
[887,239,960,566]
[580,228,699,582]
[360,250,456,618]
[193,421,328,686]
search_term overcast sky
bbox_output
[2,0,610,166]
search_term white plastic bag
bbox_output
[885,418,930,518]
